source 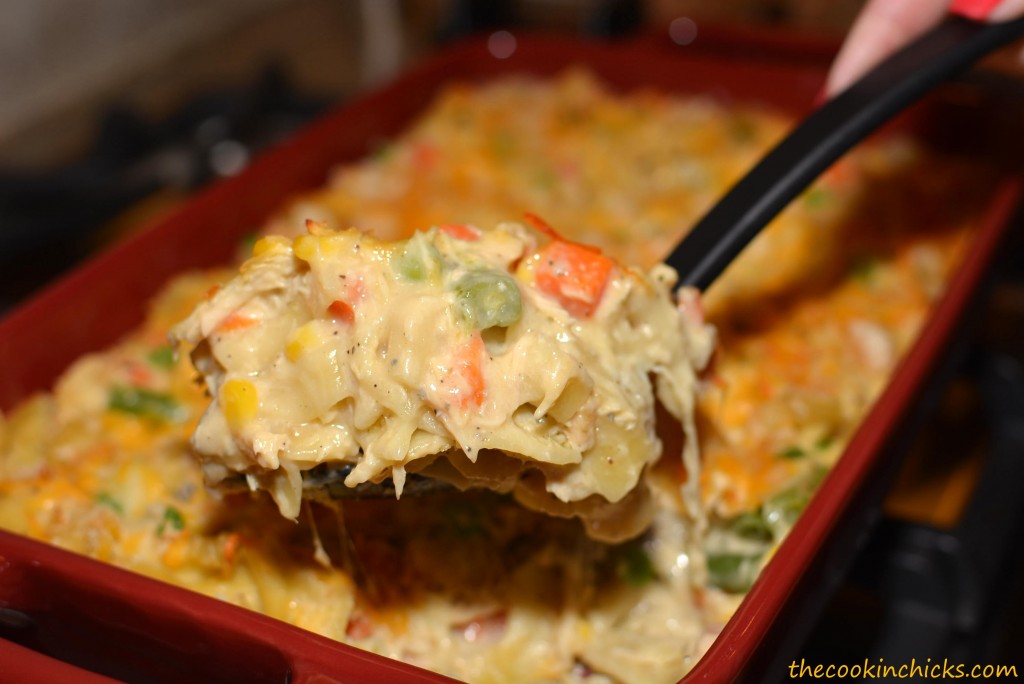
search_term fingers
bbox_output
[826,0,1024,99]
[951,0,1024,19]
[825,0,949,97]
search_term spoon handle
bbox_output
[668,15,1024,291]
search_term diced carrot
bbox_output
[439,223,480,241]
[449,333,485,409]
[216,313,258,333]
[327,299,355,324]
[534,240,614,318]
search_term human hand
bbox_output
[826,0,1024,97]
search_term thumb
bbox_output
[825,0,948,98]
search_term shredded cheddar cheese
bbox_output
[0,71,993,684]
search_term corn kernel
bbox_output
[293,234,319,262]
[576,618,593,640]
[252,235,289,257]
[221,379,258,429]
[285,322,323,362]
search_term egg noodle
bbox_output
[0,71,991,683]
[172,219,713,544]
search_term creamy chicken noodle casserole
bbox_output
[172,219,713,542]
[0,71,993,683]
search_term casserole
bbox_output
[0,28,1019,683]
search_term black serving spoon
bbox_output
[667,13,1024,290]
[228,14,1024,502]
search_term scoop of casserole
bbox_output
[171,219,713,541]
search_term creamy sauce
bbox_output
[172,221,714,542]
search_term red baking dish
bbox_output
[0,27,1020,684]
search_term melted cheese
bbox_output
[0,70,990,684]
[172,221,714,542]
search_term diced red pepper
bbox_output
[453,609,509,643]
[127,361,152,387]
[345,612,375,639]
[305,219,329,235]
[413,142,439,169]
[523,212,563,241]
[222,532,242,567]
[534,240,614,318]
[216,313,258,333]
[345,275,367,303]
[327,300,355,324]
[439,223,480,241]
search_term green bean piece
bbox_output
[706,552,762,593]
[728,511,774,543]
[850,254,880,283]
[617,541,657,587]
[762,487,811,533]
[148,345,176,369]
[777,445,806,460]
[157,505,186,534]
[95,492,124,515]
[108,386,185,423]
